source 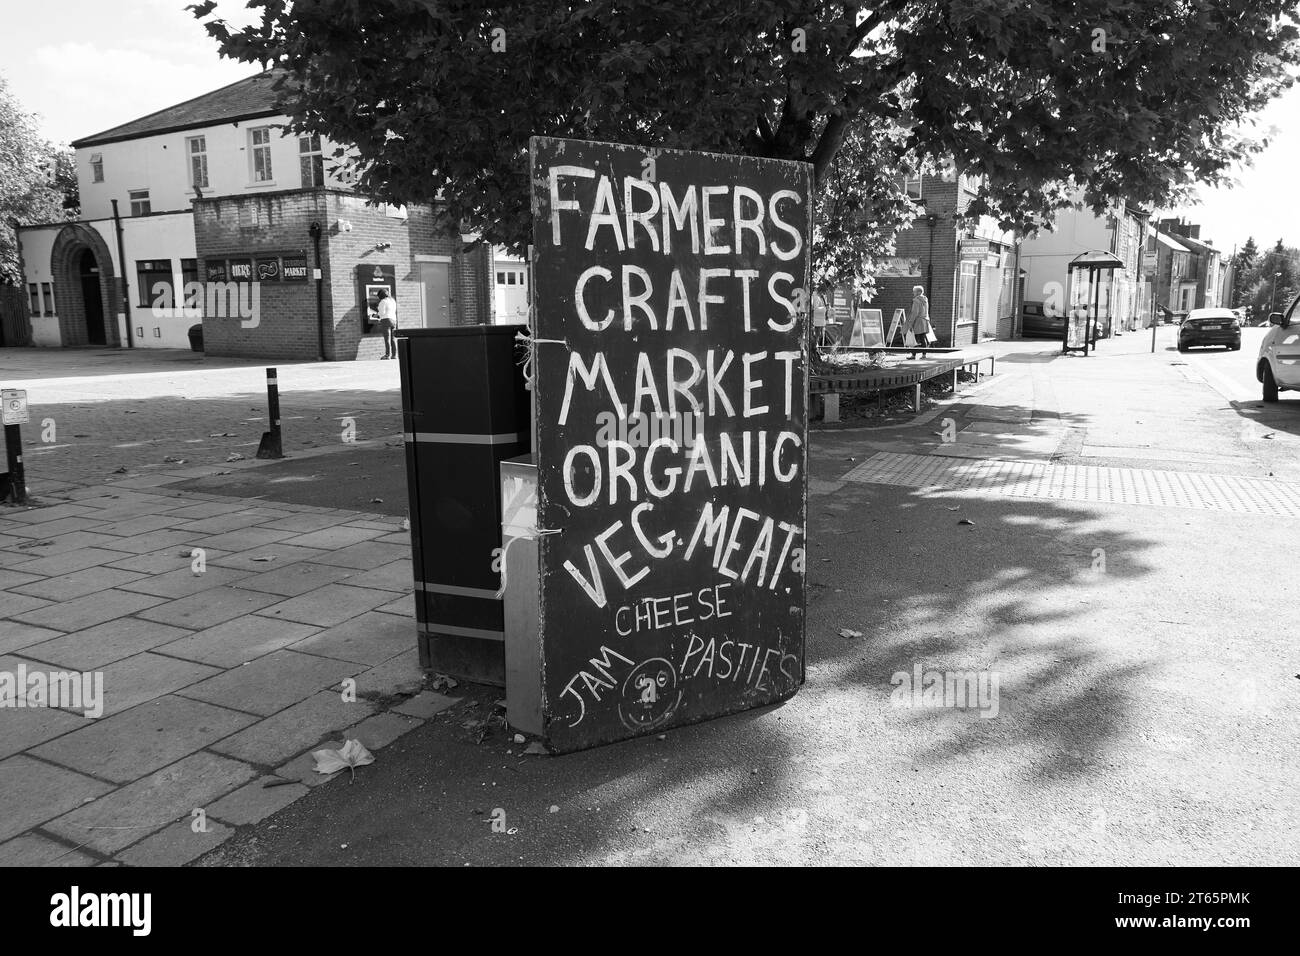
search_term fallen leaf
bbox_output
[513,733,525,744]
[209,432,236,437]
[429,673,458,692]
[958,518,975,526]
[370,497,383,503]
[163,456,186,463]
[250,555,277,562]
[311,739,374,782]
[549,805,560,813]
[523,742,548,756]
[838,628,863,639]
[226,453,246,462]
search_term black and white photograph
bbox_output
[0,0,1296,928]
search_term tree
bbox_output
[1232,236,1259,307]
[0,75,79,284]
[191,0,1299,297]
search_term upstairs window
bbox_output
[90,153,104,182]
[904,173,923,201]
[299,134,324,187]
[41,283,55,316]
[187,136,209,189]
[129,189,150,216]
[28,283,40,316]
[250,127,274,182]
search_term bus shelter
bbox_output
[1064,250,1125,355]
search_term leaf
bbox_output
[311,739,374,782]
[958,518,975,525]
[226,453,246,461]
[523,742,548,756]
[838,627,863,639]
[250,554,277,562]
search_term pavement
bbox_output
[1,330,1298,866]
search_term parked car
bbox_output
[1158,305,1189,325]
[1178,307,1241,352]
[1021,301,1065,338]
[1257,295,1300,402]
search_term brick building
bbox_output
[864,169,1021,346]
[14,70,505,359]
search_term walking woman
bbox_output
[908,285,935,358]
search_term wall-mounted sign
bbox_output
[205,261,228,282]
[255,257,281,281]
[528,136,810,752]
[1,388,29,426]
[228,258,253,281]
[960,239,991,258]
[282,255,309,281]
[877,256,922,278]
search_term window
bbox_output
[129,189,150,216]
[957,262,979,323]
[497,272,506,284]
[28,283,40,316]
[299,134,324,187]
[137,259,173,308]
[187,136,209,189]
[904,173,923,201]
[250,127,274,182]
[41,283,55,316]
[90,153,103,183]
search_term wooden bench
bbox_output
[811,349,996,421]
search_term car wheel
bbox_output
[1263,364,1279,403]
[1230,344,1241,351]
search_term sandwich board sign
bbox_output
[851,309,885,347]
[527,137,810,752]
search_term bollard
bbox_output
[1,387,29,503]
[255,367,284,459]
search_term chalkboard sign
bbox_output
[529,137,810,752]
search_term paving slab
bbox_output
[338,559,413,592]
[188,528,300,553]
[21,618,193,670]
[156,615,319,668]
[210,691,377,766]
[209,545,332,574]
[95,515,186,537]
[9,546,134,577]
[0,620,65,656]
[392,691,461,720]
[257,583,397,627]
[5,530,123,556]
[178,649,359,716]
[354,648,426,697]
[12,588,166,632]
[0,832,99,867]
[45,751,258,856]
[138,586,281,630]
[0,705,89,760]
[107,529,209,555]
[374,593,415,618]
[346,710,423,749]
[0,755,114,843]
[176,512,279,535]
[119,565,253,599]
[289,610,413,666]
[5,518,109,539]
[4,504,100,524]
[117,818,234,866]
[107,549,228,575]
[313,540,409,571]
[13,565,146,601]
[31,694,256,784]
[229,560,357,597]
[280,525,386,550]
[0,567,43,590]
[207,776,311,826]
[86,652,222,717]
[262,512,356,533]
[164,501,251,520]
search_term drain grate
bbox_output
[842,452,1300,517]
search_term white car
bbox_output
[1257,295,1300,402]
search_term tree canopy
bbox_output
[0,75,80,284]
[192,0,1299,292]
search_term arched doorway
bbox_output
[49,222,120,348]
[78,249,107,345]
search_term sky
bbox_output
[2,0,1296,254]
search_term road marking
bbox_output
[843,452,1300,517]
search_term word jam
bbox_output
[532,137,807,749]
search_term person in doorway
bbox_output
[376,289,398,359]
[908,285,934,358]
